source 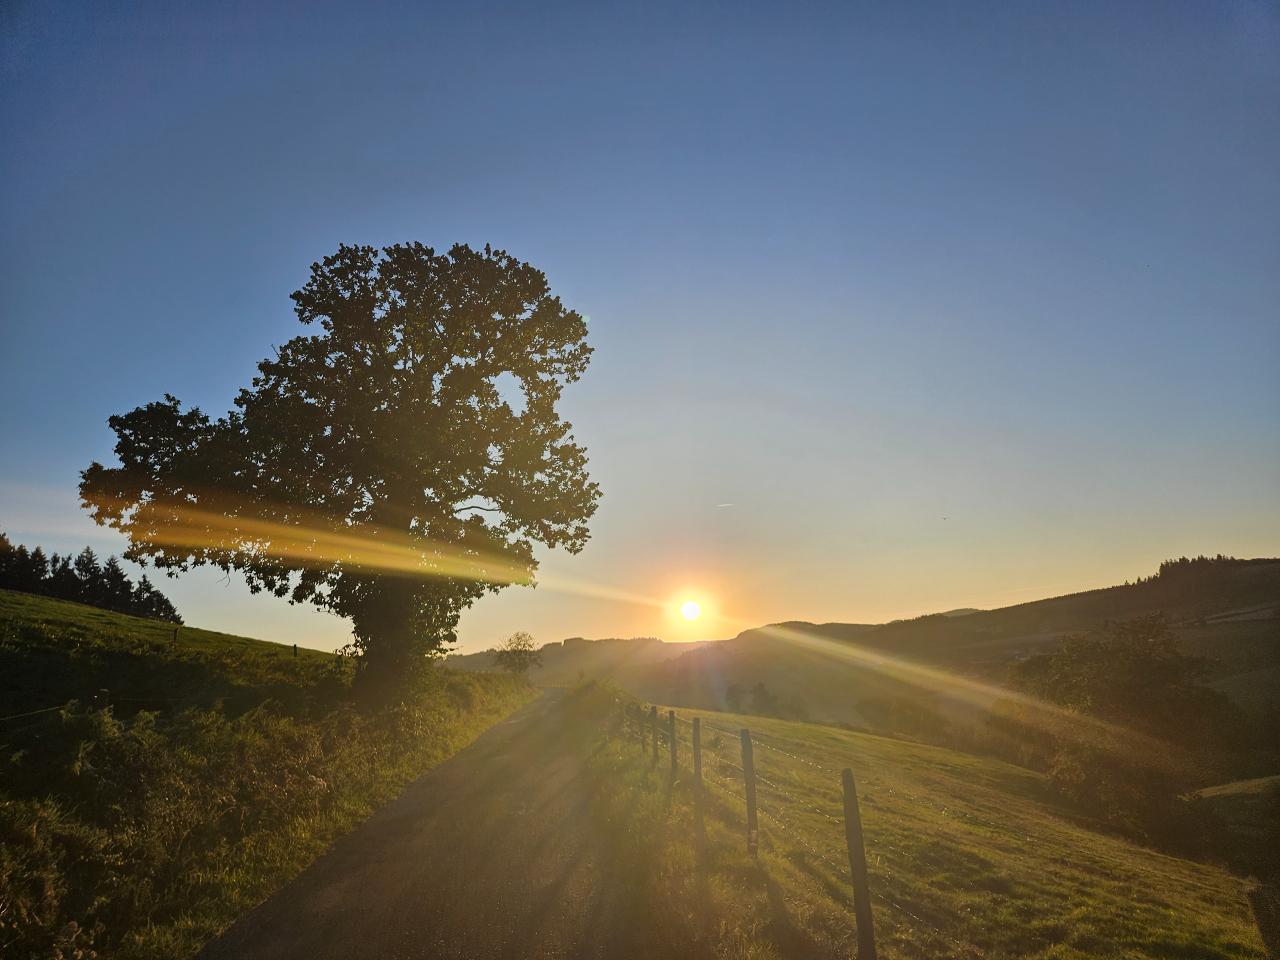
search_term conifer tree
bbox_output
[101,556,133,611]
[27,547,50,593]
[48,553,79,599]
[73,547,103,605]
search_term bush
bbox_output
[0,675,531,959]
[1043,741,1224,855]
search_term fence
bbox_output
[619,701,987,960]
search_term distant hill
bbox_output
[645,557,1280,729]
[446,634,719,685]
[452,557,1280,732]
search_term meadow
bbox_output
[577,686,1267,959]
[0,589,535,960]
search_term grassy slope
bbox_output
[582,691,1265,959]
[1,588,333,703]
[640,582,1279,741]
[0,589,537,959]
[449,560,1280,733]
[1197,776,1280,876]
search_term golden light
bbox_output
[86,488,1180,773]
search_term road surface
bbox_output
[198,690,651,960]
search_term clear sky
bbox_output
[2,1,1277,653]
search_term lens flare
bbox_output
[82,487,1185,773]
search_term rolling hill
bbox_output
[447,633,721,685]
[581,687,1269,958]
[451,557,1280,732]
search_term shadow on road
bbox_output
[199,690,665,960]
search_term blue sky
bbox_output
[2,0,1277,652]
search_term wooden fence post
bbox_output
[741,728,758,856]
[668,710,677,775]
[692,717,702,786]
[841,767,878,960]
[650,705,659,762]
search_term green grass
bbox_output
[0,589,537,960]
[1196,776,1280,877]
[0,588,341,719]
[578,690,1266,959]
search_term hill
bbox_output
[0,587,337,718]
[446,633,720,685]
[584,688,1268,958]
[0,589,534,960]
[1197,775,1280,877]
[454,558,1280,734]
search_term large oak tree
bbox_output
[81,243,599,685]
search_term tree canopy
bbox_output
[80,243,599,683]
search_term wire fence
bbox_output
[619,701,988,959]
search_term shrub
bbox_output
[0,675,531,959]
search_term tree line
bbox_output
[0,532,182,623]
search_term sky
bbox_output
[2,0,1277,654]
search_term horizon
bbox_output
[3,1,1278,654]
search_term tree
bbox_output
[493,631,543,675]
[47,553,80,600]
[749,681,780,717]
[80,243,599,687]
[26,547,50,593]
[100,556,134,612]
[73,547,102,605]
[1011,614,1242,749]
[3,544,45,594]
[133,575,182,624]
[1009,614,1249,845]
[0,532,13,584]
[0,532,182,621]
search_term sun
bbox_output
[679,599,702,622]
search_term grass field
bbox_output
[0,589,536,960]
[1197,775,1280,878]
[0,588,340,719]
[580,688,1267,959]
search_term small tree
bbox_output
[493,631,542,676]
[749,681,780,716]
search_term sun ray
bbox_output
[87,489,1183,771]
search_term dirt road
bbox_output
[198,690,651,960]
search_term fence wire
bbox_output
[621,704,989,957]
